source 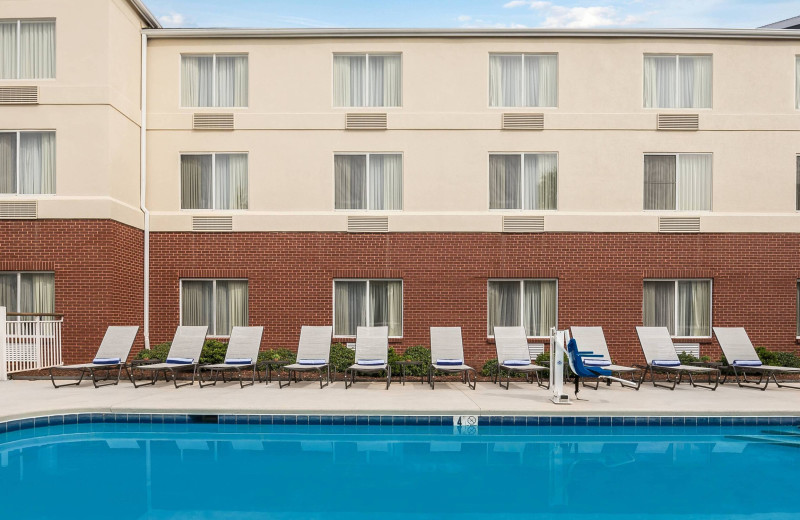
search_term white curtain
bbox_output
[181,55,213,107]
[0,133,15,194]
[525,54,557,107]
[643,281,676,335]
[0,273,18,313]
[180,155,212,209]
[333,55,365,107]
[19,132,55,194]
[182,281,214,329]
[334,281,366,336]
[679,55,712,109]
[677,154,712,211]
[19,273,54,314]
[0,22,16,79]
[489,55,522,107]
[643,56,676,109]
[19,21,54,79]
[523,153,557,210]
[216,55,248,108]
[368,154,402,210]
[216,280,248,336]
[334,155,366,209]
[489,155,521,209]
[488,281,520,336]
[368,55,401,107]
[677,280,710,337]
[643,155,676,210]
[523,280,557,337]
[369,280,402,336]
[215,154,248,210]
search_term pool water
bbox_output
[1,419,799,519]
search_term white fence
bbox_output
[0,307,64,379]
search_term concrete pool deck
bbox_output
[0,377,798,422]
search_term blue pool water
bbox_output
[2,417,800,519]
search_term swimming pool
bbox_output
[2,414,799,519]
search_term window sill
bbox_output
[672,337,713,344]
[486,337,550,344]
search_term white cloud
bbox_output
[158,12,191,27]
[504,0,552,8]
[457,15,472,22]
[503,1,643,28]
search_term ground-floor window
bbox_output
[0,272,55,317]
[180,279,248,336]
[643,279,711,337]
[333,279,402,337]
[796,281,800,337]
[487,279,557,337]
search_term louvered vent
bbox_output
[657,114,699,131]
[0,200,37,219]
[193,113,234,130]
[658,217,700,233]
[528,343,545,357]
[502,113,544,130]
[347,216,388,233]
[674,343,700,358]
[502,216,545,233]
[192,216,233,231]
[0,86,38,104]
[345,113,387,130]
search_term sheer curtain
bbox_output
[20,21,54,79]
[216,55,248,107]
[523,280,557,337]
[679,55,712,109]
[643,281,676,334]
[215,154,248,209]
[181,56,213,107]
[0,273,18,312]
[489,155,521,209]
[334,281,366,336]
[216,281,248,336]
[334,155,367,209]
[677,280,710,336]
[181,281,213,329]
[333,55,365,107]
[0,133,15,194]
[19,273,54,314]
[370,280,402,336]
[488,281,520,336]
[677,154,712,211]
[19,132,55,194]
[181,155,212,209]
[489,55,522,107]
[643,155,676,210]
[525,54,557,107]
[369,154,402,210]
[643,56,676,108]
[0,22,16,79]
[524,153,557,209]
[369,55,401,107]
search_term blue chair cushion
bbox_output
[436,359,463,366]
[652,360,681,367]
[298,359,327,365]
[357,359,385,366]
[93,358,121,365]
[225,358,252,365]
[733,360,762,367]
[166,357,194,364]
[502,359,530,366]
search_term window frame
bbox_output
[332,278,404,338]
[332,151,404,211]
[179,53,249,109]
[486,278,558,339]
[0,19,56,81]
[331,52,403,108]
[642,152,712,212]
[642,278,713,339]
[796,155,800,212]
[178,151,249,211]
[0,129,56,196]
[795,55,799,111]
[0,271,56,317]
[487,152,559,211]
[487,52,558,109]
[796,280,800,339]
[178,278,248,338]
[642,53,713,109]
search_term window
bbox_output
[796,156,800,211]
[489,54,557,108]
[796,57,799,110]
[0,272,55,318]
[644,54,712,109]
[333,53,401,107]
[797,282,800,337]
[181,54,248,108]
[487,279,557,337]
[489,153,557,210]
[0,20,55,79]
[180,279,248,336]
[180,153,248,210]
[0,131,55,195]
[643,154,711,211]
[334,279,402,337]
[334,153,402,210]
[643,279,711,337]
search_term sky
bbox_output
[144,0,800,30]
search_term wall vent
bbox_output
[347,216,389,233]
[657,113,699,131]
[345,113,387,130]
[193,113,234,130]
[503,216,545,233]
[502,113,544,130]
[674,343,700,358]
[528,343,545,357]
[192,215,233,232]
[0,86,38,104]
[658,216,700,233]
[0,200,37,219]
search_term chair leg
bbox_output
[50,367,87,388]
[386,366,392,389]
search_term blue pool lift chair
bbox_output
[566,338,638,398]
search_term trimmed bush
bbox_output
[135,339,230,365]
[399,345,431,377]
[329,342,355,373]
[257,348,297,364]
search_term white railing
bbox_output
[1,307,63,378]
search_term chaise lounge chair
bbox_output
[493,326,548,390]
[429,327,476,390]
[198,326,264,388]
[713,327,800,390]
[131,326,208,388]
[635,326,720,390]
[565,337,639,398]
[344,326,391,390]
[570,326,641,390]
[49,326,139,388]
[280,325,334,389]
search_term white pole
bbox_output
[0,306,7,381]
[550,328,570,405]
[140,33,150,350]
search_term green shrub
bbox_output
[755,347,800,368]
[136,341,171,361]
[329,342,355,373]
[257,348,296,364]
[399,345,431,377]
[199,339,228,365]
[677,351,700,364]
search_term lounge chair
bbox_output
[570,326,641,390]
[280,326,334,389]
[713,327,800,390]
[49,326,139,388]
[565,337,639,398]
[131,326,207,388]
[429,327,476,390]
[344,326,391,389]
[492,326,548,390]
[198,326,264,388]
[635,326,719,390]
